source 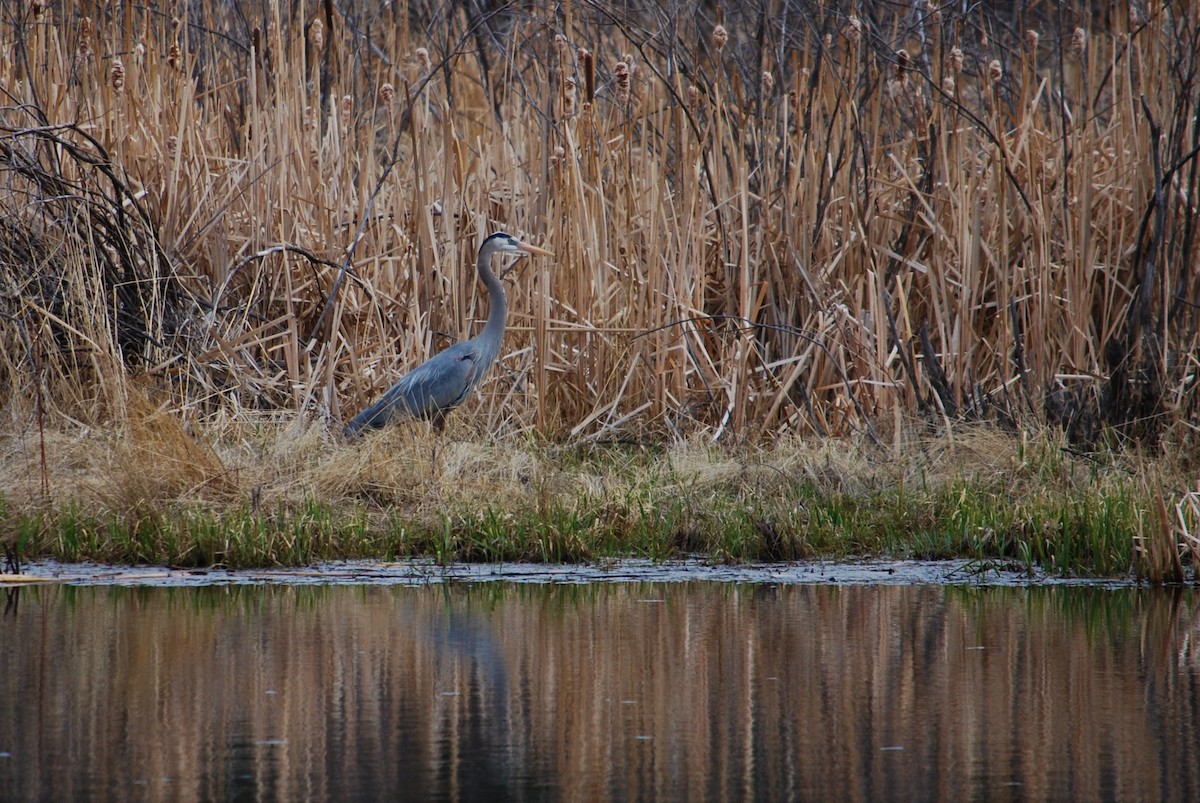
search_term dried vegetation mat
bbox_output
[0,403,1191,581]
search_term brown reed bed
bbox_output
[0,2,1198,575]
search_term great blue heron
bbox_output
[344,231,553,436]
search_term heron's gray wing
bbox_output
[398,342,481,412]
[345,342,481,433]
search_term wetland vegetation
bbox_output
[1,2,1199,579]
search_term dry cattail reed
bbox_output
[613,61,630,103]
[563,76,577,115]
[844,16,862,43]
[947,46,963,74]
[110,58,125,92]
[577,47,594,104]
[713,25,729,51]
[2,0,1199,460]
[167,17,183,71]
[1072,27,1087,56]
[75,17,94,69]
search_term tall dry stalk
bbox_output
[0,1,1197,448]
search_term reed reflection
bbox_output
[0,582,1196,801]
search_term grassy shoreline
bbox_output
[2,417,1193,582]
[3,5,1200,582]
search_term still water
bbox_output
[1,575,1198,801]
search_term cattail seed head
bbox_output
[340,95,353,128]
[379,82,395,105]
[988,59,1003,84]
[577,48,594,103]
[613,61,630,103]
[563,76,577,115]
[895,49,909,80]
[416,47,432,74]
[941,77,955,97]
[1026,29,1040,51]
[167,41,183,71]
[110,57,125,92]
[310,18,324,50]
[762,71,774,93]
[302,105,315,134]
[686,84,700,107]
[713,25,729,51]
[554,35,568,58]
[845,16,862,43]
[76,18,94,66]
[166,135,177,158]
[948,47,963,74]
[623,54,639,87]
[1071,27,1087,56]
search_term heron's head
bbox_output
[485,231,554,259]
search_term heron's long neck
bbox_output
[476,245,508,365]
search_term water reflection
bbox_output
[1,582,1197,801]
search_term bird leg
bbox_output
[430,411,447,476]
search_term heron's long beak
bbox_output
[517,242,554,258]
